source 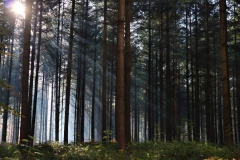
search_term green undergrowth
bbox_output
[0,140,239,160]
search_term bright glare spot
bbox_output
[12,1,25,17]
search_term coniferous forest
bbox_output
[0,0,240,159]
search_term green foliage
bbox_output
[0,141,238,160]
[0,143,21,159]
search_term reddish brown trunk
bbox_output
[116,0,126,150]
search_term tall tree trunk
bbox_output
[102,0,107,142]
[20,0,32,144]
[55,0,61,142]
[194,0,200,141]
[220,0,233,145]
[233,1,239,144]
[147,1,153,141]
[159,1,164,141]
[64,0,75,144]
[185,5,191,141]
[125,0,131,144]
[166,2,172,142]
[80,0,88,142]
[2,30,14,142]
[204,0,212,142]
[31,0,43,143]
[116,0,126,150]
[91,16,98,141]
[28,0,39,140]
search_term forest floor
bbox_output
[0,140,239,159]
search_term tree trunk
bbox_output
[28,0,39,141]
[91,15,98,141]
[159,1,164,141]
[49,77,54,141]
[116,0,126,150]
[31,0,43,143]
[219,0,233,145]
[102,0,107,142]
[20,0,32,144]
[194,0,200,141]
[147,1,153,141]
[55,0,61,142]
[125,0,131,144]
[64,0,75,144]
[2,30,14,142]
[204,0,212,142]
[166,2,172,142]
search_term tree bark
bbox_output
[166,2,172,142]
[64,0,75,144]
[102,0,107,142]
[147,1,153,141]
[220,0,233,145]
[125,0,131,144]
[31,0,43,143]
[2,30,14,142]
[28,0,39,141]
[20,0,32,144]
[116,0,126,150]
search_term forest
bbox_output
[0,0,240,157]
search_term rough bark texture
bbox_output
[116,0,126,150]
[220,0,233,145]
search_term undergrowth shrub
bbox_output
[0,140,236,159]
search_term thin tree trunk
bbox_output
[39,73,45,143]
[91,17,97,141]
[49,77,54,141]
[147,1,152,141]
[2,30,14,142]
[204,0,212,142]
[194,0,200,141]
[45,79,48,141]
[55,0,61,142]
[64,0,75,144]
[31,0,43,143]
[159,1,164,141]
[102,0,107,142]
[28,0,39,140]
[185,5,191,141]
[80,0,88,142]
[166,2,172,142]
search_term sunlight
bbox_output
[12,1,25,17]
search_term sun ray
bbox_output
[12,1,25,17]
